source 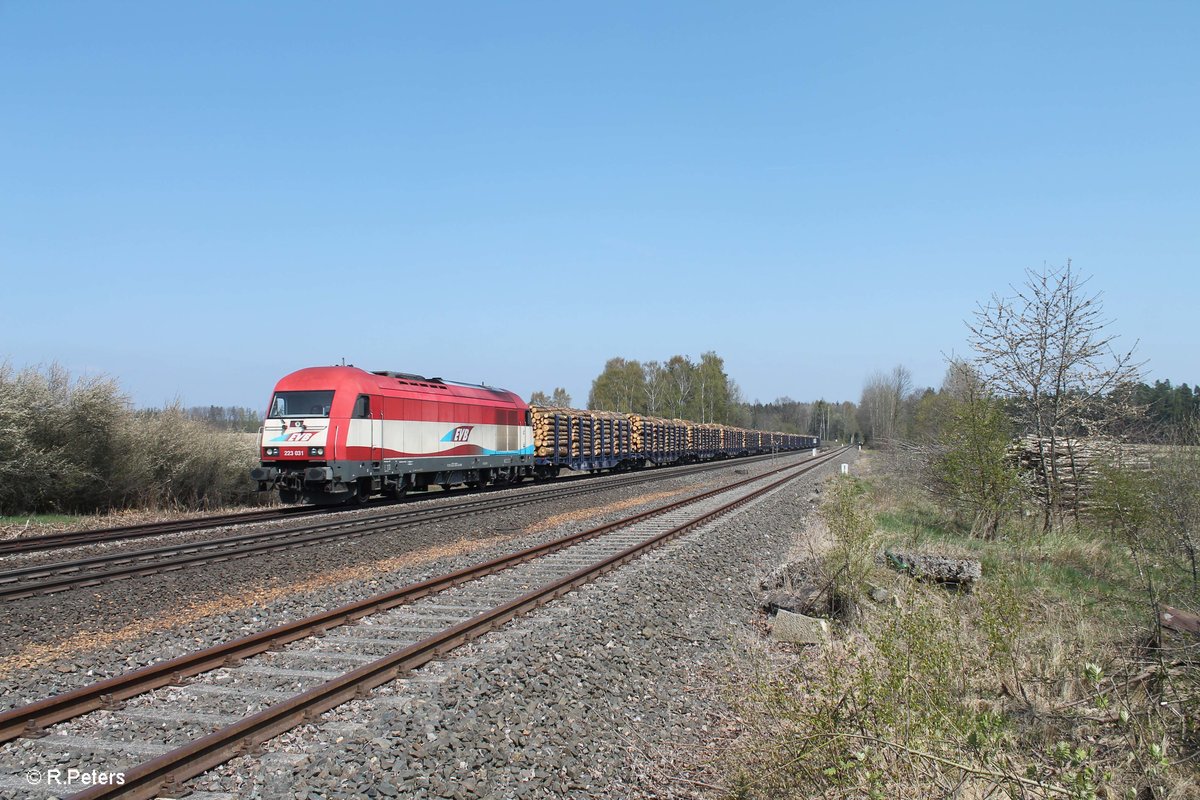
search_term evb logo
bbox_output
[441,426,474,443]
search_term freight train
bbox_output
[251,366,820,505]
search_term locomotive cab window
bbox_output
[352,395,371,419]
[268,390,334,418]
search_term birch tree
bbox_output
[969,262,1142,531]
[642,361,667,416]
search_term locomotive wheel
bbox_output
[279,489,300,504]
[337,480,366,507]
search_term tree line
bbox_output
[530,353,861,439]
[185,405,263,433]
[858,370,1196,448]
[865,262,1196,546]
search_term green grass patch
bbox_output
[723,465,1199,799]
[0,514,78,527]
[873,489,1190,629]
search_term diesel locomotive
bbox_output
[251,365,819,505]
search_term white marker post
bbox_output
[840,463,849,475]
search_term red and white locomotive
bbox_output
[253,365,822,505]
[251,366,534,504]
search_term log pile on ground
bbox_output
[1009,436,1154,513]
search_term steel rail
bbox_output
[0,506,322,556]
[0,451,814,601]
[0,448,846,749]
[64,447,844,800]
[0,450,798,556]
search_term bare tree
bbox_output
[889,365,912,438]
[665,355,694,418]
[969,261,1143,531]
[641,361,667,416]
[859,364,912,445]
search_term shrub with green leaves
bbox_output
[819,475,876,604]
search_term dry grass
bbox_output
[721,454,1200,800]
[0,502,278,542]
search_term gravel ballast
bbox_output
[0,450,855,800]
[0,455,810,708]
[177,451,854,799]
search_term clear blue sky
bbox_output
[2,2,1196,410]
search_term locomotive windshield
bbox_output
[268,390,335,418]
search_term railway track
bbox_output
[0,451,803,557]
[0,451,816,601]
[0,506,326,556]
[0,446,846,800]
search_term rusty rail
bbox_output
[0,451,807,601]
[1,448,844,749]
[68,449,843,800]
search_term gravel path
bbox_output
[169,450,855,800]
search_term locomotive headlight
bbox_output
[265,447,279,457]
[309,446,325,457]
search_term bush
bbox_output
[725,462,1199,799]
[0,362,259,514]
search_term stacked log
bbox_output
[723,427,746,451]
[531,406,635,459]
[630,414,664,452]
[590,410,631,456]
[530,406,585,458]
[689,423,720,451]
[1008,436,1154,513]
[682,420,696,451]
[540,407,803,460]
[666,419,687,452]
[630,414,687,453]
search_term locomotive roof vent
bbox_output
[371,370,444,384]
